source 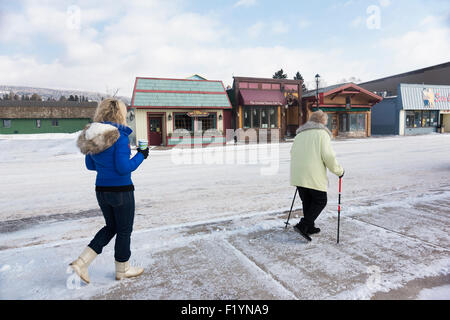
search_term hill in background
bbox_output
[0,85,131,105]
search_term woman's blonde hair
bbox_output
[309,110,328,125]
[93,98,127,125]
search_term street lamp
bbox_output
[315,74,320,110]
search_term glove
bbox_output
[137,147,149,159]
[339,169,345,179]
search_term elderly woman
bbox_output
[70,98,149,283]
[290,110,344,242]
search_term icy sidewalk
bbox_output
[1,185,449,300]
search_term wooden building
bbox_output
[131,76,232,147]
[230,76,303,141]
[302,83,383,138]
[0,100,97,134]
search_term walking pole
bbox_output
[284,188,298,229]
[337,177,342,244]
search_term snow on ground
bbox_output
[417,285,450,300]
[0,132,449,299]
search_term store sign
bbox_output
[187,110,210,117]
[422,88,450,108]
[422,88,435,108]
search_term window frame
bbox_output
[3,119,11,128]
[243,106,279,129]
[174,113,194,133]
[197,113,217,133]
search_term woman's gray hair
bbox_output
[309,110,328,125]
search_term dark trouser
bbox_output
[88,191,135,262]
[297,187,327,228]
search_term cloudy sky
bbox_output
[0,0,449,97]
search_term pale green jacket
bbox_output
[290,121,344,192]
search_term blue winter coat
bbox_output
[77,121,144,187]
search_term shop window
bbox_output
[349,114,358,131]
[422,111,430,127]
[406,111,415,128]
[3,120,11,128]
[36,119,41,128]
[174,114,193,132]
[339,114,348,132]
[430,111,438,126]
[244,110,251,128]
[357,114,365,131]
[252,108,260,127]
[245,107,278,128]
[52,119,59,127]
[326,114,333,131]
[261,108,269,128]
[270,108,278,128]
[414,111,421,128]
[198,114,216,132]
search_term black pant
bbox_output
[88,191,135,262]
[297,187,327,228]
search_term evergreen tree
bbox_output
[69,95,75,101]
[273,69,287,79]
[294,71,308,92]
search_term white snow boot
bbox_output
[115,260,144,280]
[69,246,98,284]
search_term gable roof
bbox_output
[131,77,232,109]
[186,74,207,80]
[303,82,383,101]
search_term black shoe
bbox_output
[308,226,321,235]
[293,224,312,242]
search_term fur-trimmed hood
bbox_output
[77,122,121,155]
[295,121,332,137]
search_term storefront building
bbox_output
[0,100,97,134]
[230,77,303,141]
[372,83,450,135]
[131,76,232,147]
[302,83,382,138]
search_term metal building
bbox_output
[371,84,450,135]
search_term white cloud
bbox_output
[247,22,265,38]
[377,17,450,75]
[234,0,257,8]
[1,0,448,98]
[271,21,289,34]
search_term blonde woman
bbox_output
[70,98,149,283]
[290,110,344,242]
